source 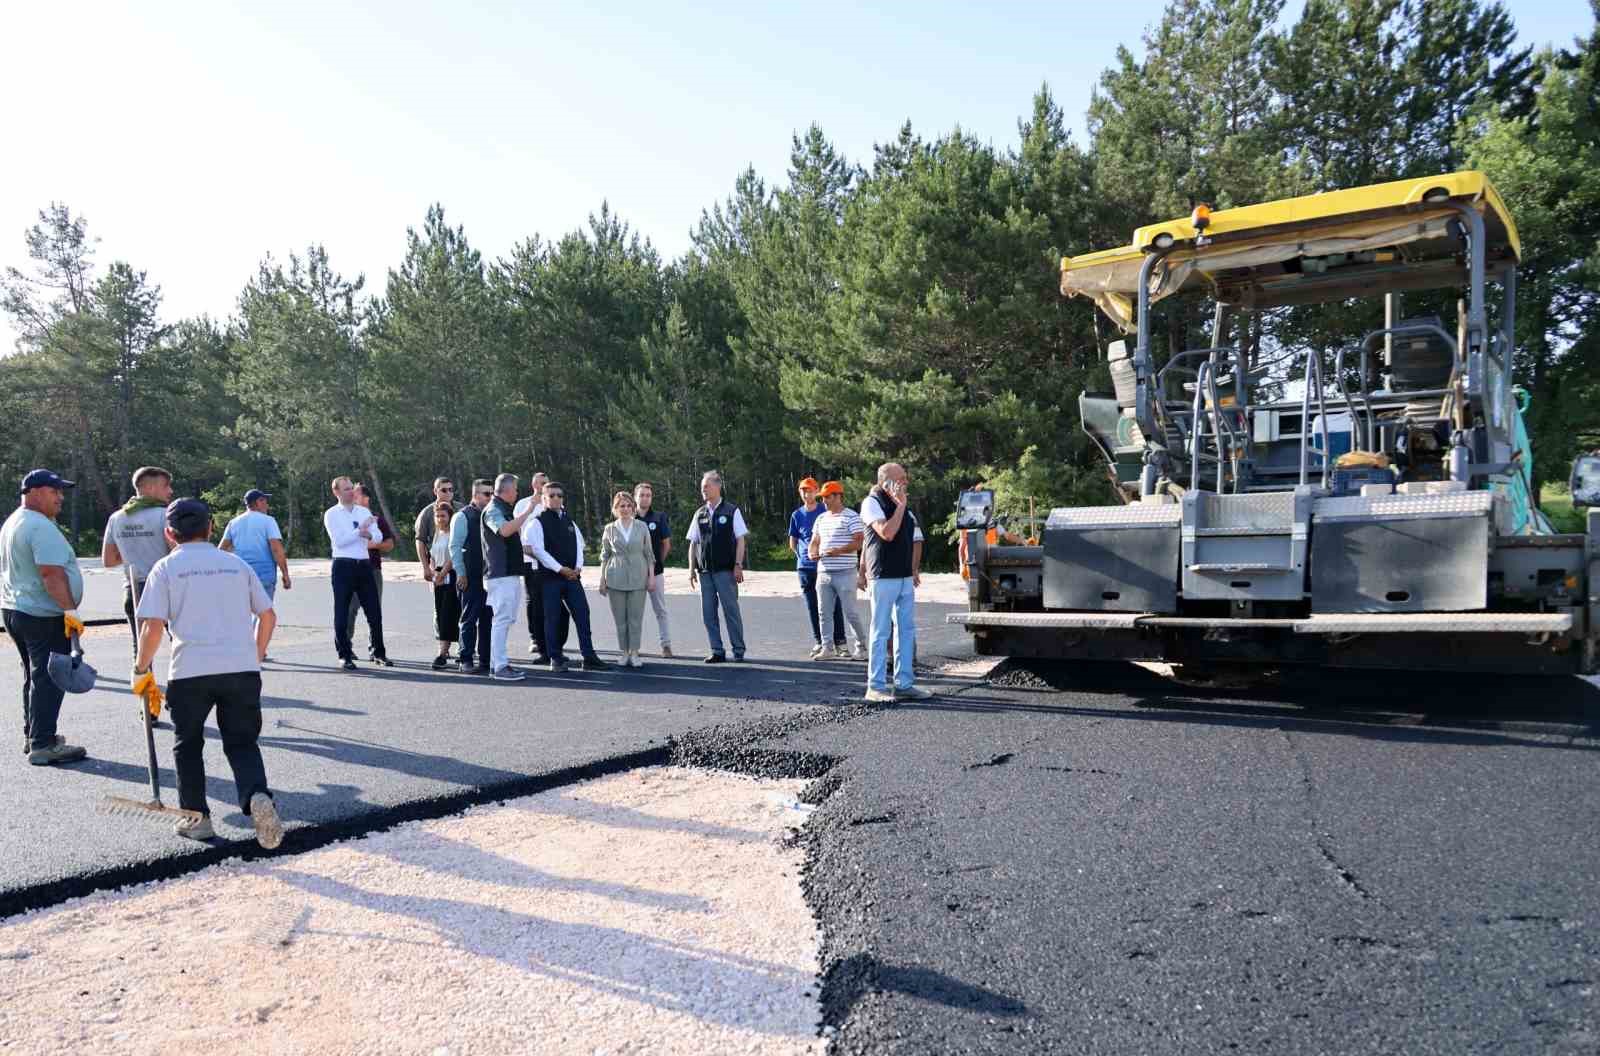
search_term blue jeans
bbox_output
[798,566,845,646]
[699,570,745,657]
[542,575,598,662]
[868,577,916,692]
[457,577,490,666]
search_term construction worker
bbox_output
[1,469,88,766]
[133,498,283,847]
[102,466,175,653]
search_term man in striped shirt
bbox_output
[806,481,868,659]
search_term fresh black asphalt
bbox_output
[5,571,1598,1052]
[764,662,1600,1054]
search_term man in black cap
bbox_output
[0,470,89,765]
[133,498,283,847]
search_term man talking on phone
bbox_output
[860,463,932,702]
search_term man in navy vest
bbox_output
[860,462,933,701]
[685,469,748,663]
[449,479,495,673]
[524,481,609,672]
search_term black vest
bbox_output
[863,490,915,580]
[481,497,525,579]
[538,508,579,569]
[694,501,739,572]
[458,505,486,583]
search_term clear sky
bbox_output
[1,1,1592,352]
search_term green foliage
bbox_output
[1,1,1594,568]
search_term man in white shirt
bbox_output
[524,480,608,672]
[807,481,868,659]
[323,475,390,671]
[514,471,566,661]
[132,498,283,847]
[685,469,748,663]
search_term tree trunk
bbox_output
[286,468,300,556]
[358,436,398,540]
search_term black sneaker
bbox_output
[456,658,475,673]
[703,654,726,664]
[733,654,746,663]
[341,657,358,672]
[472,664,491,676]
[580,655,610,671]
[548,657,569,672]
[431,655,449,670]
[371,656,395,668]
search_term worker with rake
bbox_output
[131,498,284,848]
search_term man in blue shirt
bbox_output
[221,489,292,599]
[0,469,89,765]
[788,477,846,659]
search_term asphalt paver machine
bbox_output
[954,171,1600,674]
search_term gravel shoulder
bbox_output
[0,768,823,1056]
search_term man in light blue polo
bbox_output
[0,469,89,765]
[221,489,291,600]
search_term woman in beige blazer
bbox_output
[599,490,656,667]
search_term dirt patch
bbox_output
[0,768,822,1056]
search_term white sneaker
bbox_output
[810,644,827,660]
[864,688,896,703]
[629,653,642,668]
[850,644,866,661]
[175,814,214,841]
[250,792,284,850]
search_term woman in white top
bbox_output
[428,501,460,670]
[599,490,655,667]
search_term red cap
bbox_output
[798,477,819,491]
[818,481,844,497]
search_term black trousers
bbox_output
[331,558,386,660]
[525,569,569,656]
[3,609,68,749]
[122,579,147,658]
[167,671,270,817]
[433,571,461,643]
[457,576,492,667]
[543,575,597,662]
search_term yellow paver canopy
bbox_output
[1063,171,1520,331]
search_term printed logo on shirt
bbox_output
[718,515,727,524]
[648,522,657,531]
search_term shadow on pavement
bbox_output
[929,659,1600,750]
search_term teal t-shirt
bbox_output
[0,508,84,617]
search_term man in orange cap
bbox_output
[788,476,846,660]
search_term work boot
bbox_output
[250,792,284,850]
[28,740,87,766]
[176,814,215,841]
[23,733,63,756]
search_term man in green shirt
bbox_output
[0,469,89,765]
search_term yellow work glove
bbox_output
[63,610,86,638]
[131,670,164,718]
